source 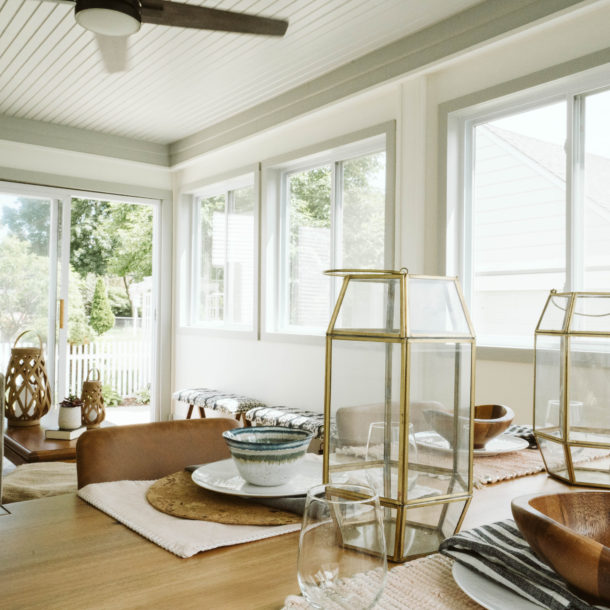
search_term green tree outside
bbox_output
[89,278,115,336]
[0,197,152,343]
[0,236,49,342]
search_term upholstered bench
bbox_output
[173,388,267,422]
[245,406,326,439]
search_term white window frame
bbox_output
[262,122,396,340]
[444,64,610,355]
[181,167,259,337]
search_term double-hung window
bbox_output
[266,127,394,335]
[453,81,610,349]
[191,174,256,331]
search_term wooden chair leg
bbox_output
[186,404,194,419]
[198,406,206,418]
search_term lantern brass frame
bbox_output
[534,289,610,487]
[322,268,476,562]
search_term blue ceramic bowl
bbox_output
[222,426,313,486]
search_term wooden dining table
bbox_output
[0,469,585,610]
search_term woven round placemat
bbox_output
[146,470,302,526]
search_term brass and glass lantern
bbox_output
[534,290,610,487]
[323,269,476,562]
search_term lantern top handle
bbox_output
[324,268,408,278]
[13,329,43,350]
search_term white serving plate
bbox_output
[415,431,529,456]
[452,563,545,609]
[192,456,322,498]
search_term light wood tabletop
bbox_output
[0,472,584,609]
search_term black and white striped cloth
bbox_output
[440,519,607,609]
[506,424,538,448]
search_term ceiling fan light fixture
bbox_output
[75,0,141,36]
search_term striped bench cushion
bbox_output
[173,388,267,416]
[245,406,326,439]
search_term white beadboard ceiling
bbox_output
[0,0,484,146]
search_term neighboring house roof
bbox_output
[486,124,610,220]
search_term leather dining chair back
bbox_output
[76,417,239,488]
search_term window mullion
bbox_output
[462,119,475,309]
[191,198,201,326]
[567,94,585,291]
[278,173,289,330]
[331,161,342,310]
[224,191,231,324]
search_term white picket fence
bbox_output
[0,340,151,399]
[67,340,152,397]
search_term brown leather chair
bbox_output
[76,418,239,488]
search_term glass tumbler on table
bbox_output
[297,483,387,609]
[365,422,418,497]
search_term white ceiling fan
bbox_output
[44,0,288,72]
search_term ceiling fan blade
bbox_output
[95,34,129,73]
[140,1,288,36]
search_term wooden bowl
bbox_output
[473,404,513,449]
[423,409,468,448]
[512,491,610,603]
[423,404,514,449]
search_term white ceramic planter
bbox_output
[58,406,82,430]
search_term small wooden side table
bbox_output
[4,424,78,465]
[4,413,111,465]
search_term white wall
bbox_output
[0,139,171,192]
[170,1,610,424]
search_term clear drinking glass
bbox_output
[365,422,418,496]
[297,483,387,609]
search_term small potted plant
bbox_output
[58,394,83,430]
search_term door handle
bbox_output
[59,299,65,329]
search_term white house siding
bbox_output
[473,125,566,342]
[293,226,331,328]
[473,124,610,343]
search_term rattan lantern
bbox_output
[5,330,51,427]
[323,269,476,562]
[81,368,105,428]
[534,290,610,487]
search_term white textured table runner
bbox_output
[283,554,481,609]
[78,479,301,558]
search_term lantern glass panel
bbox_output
[335,277,400,333]
[328,340,402,490]
[534,336,564,438]
[400,499,469,559]
[407,278,470,336]
[409,342,471,498]
[538,293,570,331]
[568,337,610,444]
[569,295,610,333]
[362,421,419,501]
[538,436,567,478]
[570,447,610,486]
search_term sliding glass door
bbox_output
[0,185,66,402]
[0,182,159,424]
